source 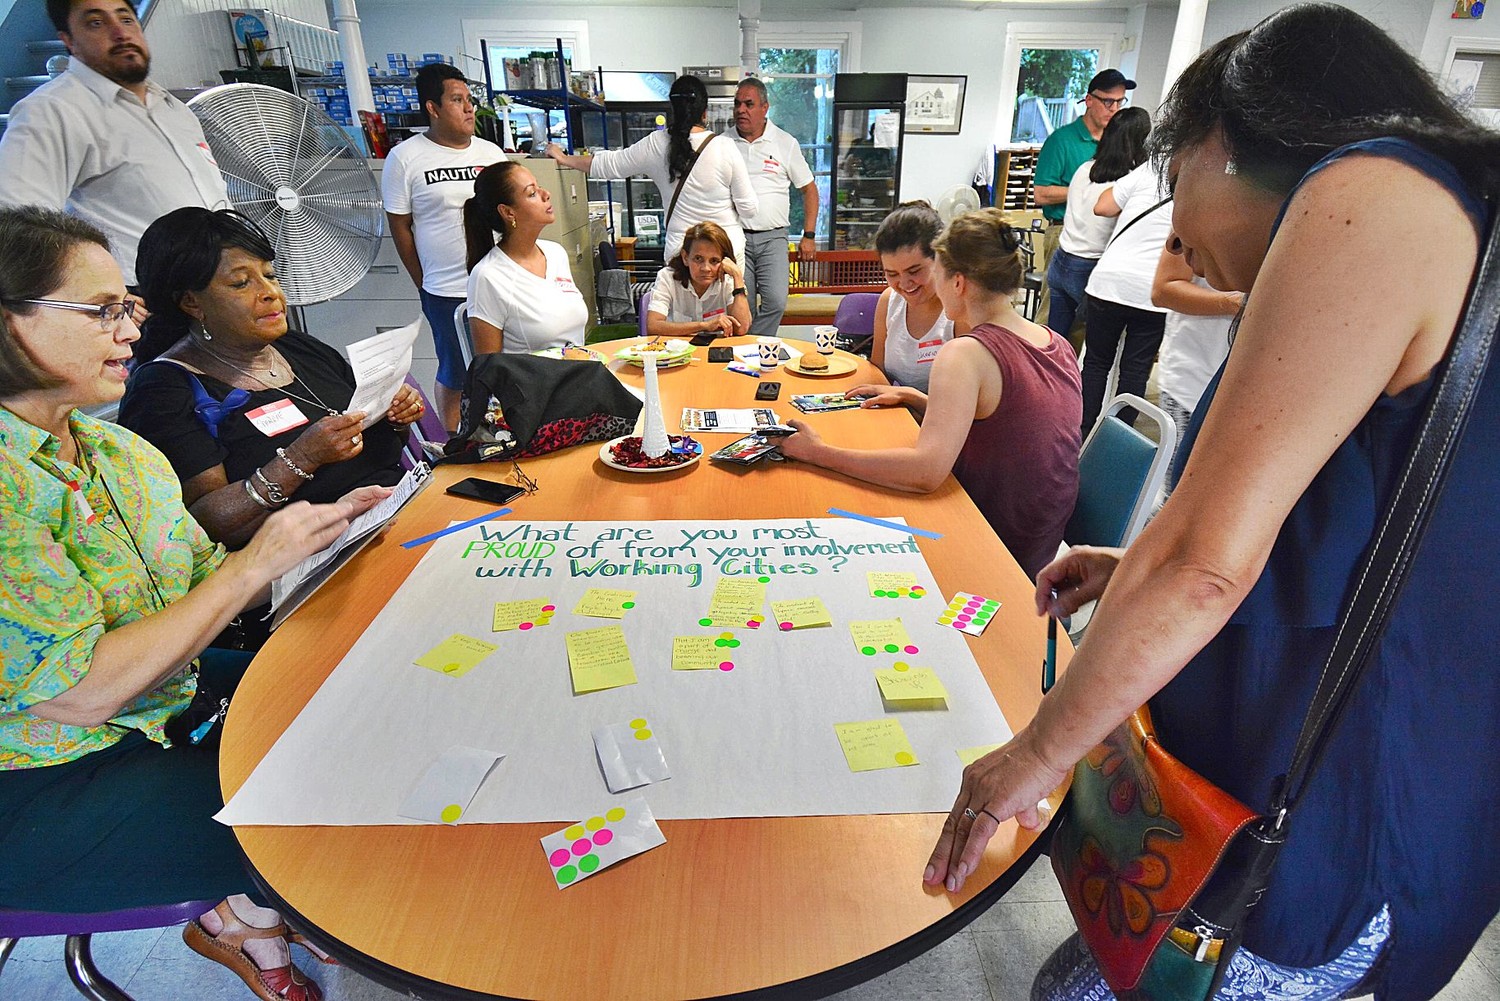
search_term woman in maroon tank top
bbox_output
[779,208,1082,580]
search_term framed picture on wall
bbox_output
[904,75,967,134]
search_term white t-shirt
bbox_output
[1085,160,1171,312]
[381,133,506,297]
[1058,160,1118,259]
[0,59,230,284]
[466,240,588,353]
[647,267,735,324]
[881,290,953,394]
[731,120,814,231]
[589,130,758,260]
[1159,276,1234,412]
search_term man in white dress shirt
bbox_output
[731,78,818,337]
[0,0,230,285]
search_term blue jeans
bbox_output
[743,228,790,337]
[1045,248,1098,340]
[419,288,469,392]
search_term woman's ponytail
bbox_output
[666,75,709,182]
[465,161,525,272]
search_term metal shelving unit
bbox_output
[481,38,606,154]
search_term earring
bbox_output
[1224,158,1239,176]
[201,327,212,341]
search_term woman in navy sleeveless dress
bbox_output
[920,7,1500,1000]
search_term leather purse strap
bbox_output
[664,132,715,233]
[1104,194,1172,250]
[1273,206,1500,822]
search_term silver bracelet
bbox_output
[253,468,289,506]
[276,447,313,481]
[243,477,275,510]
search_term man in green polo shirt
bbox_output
[1033,69,1135,344]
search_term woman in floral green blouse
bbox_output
[0,207,385,1001]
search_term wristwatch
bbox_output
[801,231,816,240]
[732,286,747,297]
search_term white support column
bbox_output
[740,0,762,76]
[330,0,375,116]
[1160,0,1210,101]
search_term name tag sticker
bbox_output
[68,480,97,525]
[555,276,578,294]
[916,338,945,365]
[762,158,781,173]
[196,141,219,167]
[244,399,309,436]
[703,307,727,319]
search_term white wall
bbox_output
[1201,0,1430,55]
[145,0,331,91]
[1419,0,1500,70]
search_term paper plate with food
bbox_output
[599,434,703,473]
[785,352,858,377]
[531,344,607,363]
[614,338,695,368]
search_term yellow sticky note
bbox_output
[834,719,920,772]
[565,625,638,694]
[876,665,949,708]
[492,599,556,632]
[573,588,638,619]
[704,577,767,628]
[415,634,498,677]
[672,635,722,671]
[849,619,918,657]
[957,743,1003,767]
[867,572,928,600]
[770,597,832,630]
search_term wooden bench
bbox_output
[782,249,885,325]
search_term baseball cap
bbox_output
[1088,69,1137,93]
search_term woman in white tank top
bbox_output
[846,202,961,404]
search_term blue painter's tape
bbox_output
[826,508,942,540]
[400,507,512,549]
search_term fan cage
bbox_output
[188,84,383,305]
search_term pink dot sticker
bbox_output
[904,645,919,654]
[549,848,571,867]
[719,661,735,671]
[519,622,533,630]
[571,838,592,856]
[746,620,761,629]
[957,614,972,623]
[779,621,792,631]
[541,605,556,612]
[593,828,614,846]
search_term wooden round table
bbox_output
[221,336,1070,999]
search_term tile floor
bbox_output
[5,856,1497,1001]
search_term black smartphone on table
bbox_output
[707,346,733,363]
[691,332,718,347]
[445,477,525,506]
[755,381,781,401]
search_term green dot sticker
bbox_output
[728,639,740,648]
[699,617,714,627]
[758,576,771,583]
[715,638,729,648]
[622,601,635,609]
[555,864,579,885]
[440,803,462,823]
[861,645,877,656]
[884,643,899,653]
[578,854,600,873]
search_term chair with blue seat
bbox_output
[0,899,217,1000]
[637,294,651,338]
[831,292,880,356]
[1059,393,1177,638]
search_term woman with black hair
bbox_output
[545,75,757,262]
[119,208,419,555]
[1046,106,1151,342]
[926,6,1500,999]
[463,161,589,355]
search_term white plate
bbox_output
[615,339,695,367]
[530,345,607,363]
[598,435,703,474]
[785,354,858,377]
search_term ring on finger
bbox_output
[962,807,977,821]
[352,435,361,445]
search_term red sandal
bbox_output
[183,901,323,1001]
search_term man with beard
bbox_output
[0,1,230,285]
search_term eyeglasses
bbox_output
[510,459,539,495]
[1088,94,1129,109]
[4,297,138,328]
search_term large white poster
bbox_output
[218,517,1013,826]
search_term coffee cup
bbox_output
[813,325,838,355]
[757,336,781,370]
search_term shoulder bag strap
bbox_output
[664,132,715,233]
[1104,195,1172,250]
[1270,207,1500,826]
